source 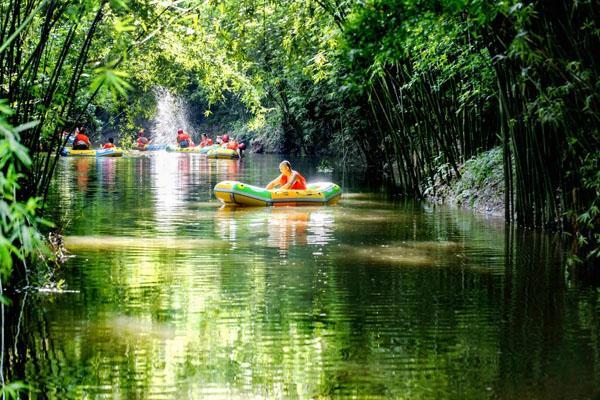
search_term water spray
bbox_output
[151,87,195,145]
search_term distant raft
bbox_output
[60,148,124,157]
[214,180,342,206]
[165,145,202,153]
[136,144,166,151]
[207,148,239,159]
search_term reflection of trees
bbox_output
[3,292,156,399]
[496,229,599,398]
[4,199,599,399]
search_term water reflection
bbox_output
[4,154,598,399]
[212,158,242,180]
[75,157,92,192]
[98,158,117,190]
[215,207,335,251]
[153,154,187,234]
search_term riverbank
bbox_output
[424,147,505,218]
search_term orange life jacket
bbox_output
[177,133,192,143]
[227,140,239,150]
[74,133,90,145]
[279,171,307,190]
[103,143,116,149]
[200,137,213,147]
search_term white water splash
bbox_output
[151,87,195,145]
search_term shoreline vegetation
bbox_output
[0,0,598,295]
[424,147,505,219]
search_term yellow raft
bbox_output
[214,180,342,206]
[207,148,239,159]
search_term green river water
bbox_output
[4,153,599,399]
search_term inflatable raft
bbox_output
[207,148,239,159]
[137,144,166,151]
[214,181,341,206]
[165,145,202,153]
[165,144,221,154]
[60,148,124,157]
[199,144,219,154]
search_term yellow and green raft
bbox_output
[165,145,202,153]
[60,148,124,157]
[199,144,219,154]
[164,144,220,154]
[214,180,342,206]
[207,148,239,159]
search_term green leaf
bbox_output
[1,381,30,398]
[0,294,12,305]
[0,99,14,116]
[13,120,40,133]
[110,0,129,10]
[91,64,133,98]
[113,17,136,34]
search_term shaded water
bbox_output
[4,154,599,399]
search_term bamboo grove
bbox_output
[0,0,599,279]
[337,0,600,264]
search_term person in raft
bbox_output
[199,133,213,147]
[226,135,244,157]
[220,134,229,147]
[103,137,116,149]
[266,160,307,190]
[72,127,92,150]
[176,129,194,148]
[137,129,150,148]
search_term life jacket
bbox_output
[103,143,116,149]
[177,133,192,143]
[74,133,90,145]
[226,140,239,150]
[137,137,149,146]
[279,170,307,190]
[200,137,213,147]
[73,133,90,149]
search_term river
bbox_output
[3,153,599,399]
